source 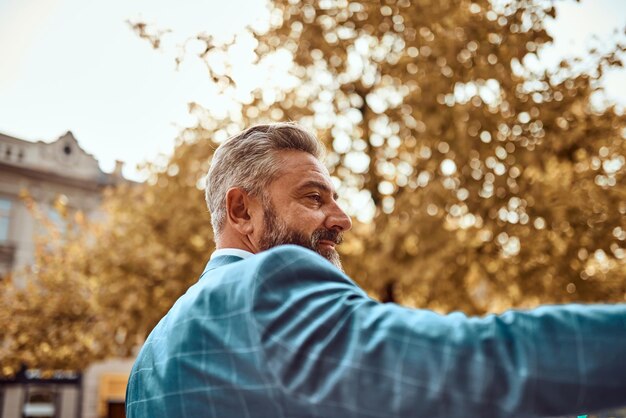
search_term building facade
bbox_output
[0,131,133,418]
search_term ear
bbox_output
[225,187,256,235]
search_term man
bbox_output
[126,123,626,417]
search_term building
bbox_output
[0,131,133,418]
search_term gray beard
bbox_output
[258,202,343,271]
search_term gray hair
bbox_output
[205,122,325,240]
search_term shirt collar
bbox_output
[210,248,254,260]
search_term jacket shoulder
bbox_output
[256,244,322,264]
[250,245,365,304]
[252,245,341,280]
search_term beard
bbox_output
[258,201,344,271]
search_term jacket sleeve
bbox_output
[249,245,626,418]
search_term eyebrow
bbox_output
[297,180,338,200]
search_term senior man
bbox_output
[126,123,626,418]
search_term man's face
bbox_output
[255,150,352,270]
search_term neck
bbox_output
[216,234,258,254]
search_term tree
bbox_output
[161,0,626,312]
[0,196,109,376]
[1,0,625,373]
[0,124,224,375]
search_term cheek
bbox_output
[294,208,326,230]
[254,215,268,235]
[280,201,327,232]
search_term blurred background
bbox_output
[0,0,625,417]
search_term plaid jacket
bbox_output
[126,245,626,417]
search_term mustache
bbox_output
[311,229,343,246]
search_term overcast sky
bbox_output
[0,0,625,181]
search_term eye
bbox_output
[307,194,323,204]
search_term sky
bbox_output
[0,0,625,181]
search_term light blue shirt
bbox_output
[210,248,254,260]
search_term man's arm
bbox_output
[250,245,626,418]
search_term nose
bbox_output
[326,201,352,232]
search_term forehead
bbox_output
[272,150,333,189]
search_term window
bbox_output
[47,207,65,233]
[22,386,57,418]
[46,207,72,237]
[0,198,12,242]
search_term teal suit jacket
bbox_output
[126,245,626,417]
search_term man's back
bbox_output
[127,245,626,418]
[125,251,286,417]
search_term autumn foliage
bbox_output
[1,0,625,374]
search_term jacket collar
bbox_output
[200,255,244,279]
